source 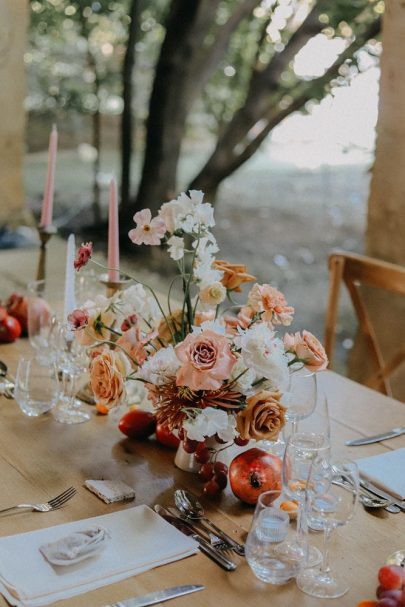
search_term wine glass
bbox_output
[281,432,331,567]
[14,356,59,417]
[246,490,302,584]
[296,459,359,598]
[27,279,58,363]
[283,368,317,436]
[53,324,90,424]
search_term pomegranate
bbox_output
[6,293,28,335]
[229,448,282,505]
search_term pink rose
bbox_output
[248,283,294,327]
[90,350,125,408]
[284,330,328,371]
[175,329,237,391]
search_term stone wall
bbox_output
[0,0,28,226]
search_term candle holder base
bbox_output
[99,273,131,297]
[36,225,58,282]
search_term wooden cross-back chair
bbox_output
[324,251,405,397]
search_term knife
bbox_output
[107,584,205,607]
[346,427,405,446]
[359,478,405,512]
[154,505,237,571]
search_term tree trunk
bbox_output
[120,0,139,211]
[131,0,260,217]
[349,1,405,401]
[0,0,28,227]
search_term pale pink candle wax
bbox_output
[108,177,120,282]
[40,124,58,228]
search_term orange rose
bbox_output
[90,350,125,408]
[284,331,328,371]
[213,260,256,293]
[236,390,286,441]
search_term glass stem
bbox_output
[296,497,308,560]
[320,524,334,575]
[68,374,76,409]
[291,419,298,436]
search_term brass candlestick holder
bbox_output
[36,225,57,282]
[99,273,131,298]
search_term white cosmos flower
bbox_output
[137,346,181,385]
[183,407,237,442]
[236,323,289,391]
[167,235,185,261]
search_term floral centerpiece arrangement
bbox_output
[70,190,328,490]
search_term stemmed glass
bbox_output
[53,324,90,424]
[27,279,58,363]
[284,368,317,436]
[281,431,331,567]
[296,459,359,598]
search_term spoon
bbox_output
[174,489,245,556]
[0,361,8,378]
[359,492,395,509]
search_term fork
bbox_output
[0,487,77,514]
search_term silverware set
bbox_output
[154,489,246,571]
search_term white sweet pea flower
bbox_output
[167,235,185,261]
[229,357,256,396]
[120,284,161,324]
[137,346,181,385]
[236,323,289,391]
[192,320,226,334]
[183,407,235,442]
[158,191,215,235]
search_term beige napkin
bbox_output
[356,447,405,500]
[0,505,197,607]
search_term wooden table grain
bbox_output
[0,338,404,607]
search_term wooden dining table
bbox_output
[0,337,404,607]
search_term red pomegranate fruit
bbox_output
[229,448,282,505]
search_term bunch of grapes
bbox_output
[181,435,249,497]
[357,564,405,607]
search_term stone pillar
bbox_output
[0,0,28,226]
[348,0,405,400]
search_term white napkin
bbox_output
[0,505,197,607]
[39,526,110,566]
[356,447,405,500]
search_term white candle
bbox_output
[40,124,58,228]
[108,177,120,282]
[64,233,76,322]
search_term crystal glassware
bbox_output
[246,490,302,584]
[14,356,59,417]
[27,279,58,363]
[296,459,359,598]
[281,432,331,567]
[52,324,90,424]
[284,368,317,436]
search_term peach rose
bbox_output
[248,283,294,327]
[284,330,328,371]
[236,390,286,441]
[213,260,256,292]
[175,329,237,391]
[90,350,125,408]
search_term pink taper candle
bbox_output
[108,177,120,282]
[40,124,58,228]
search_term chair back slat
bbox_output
[325,251,405,397]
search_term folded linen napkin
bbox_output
[39,525,110,566]
[356,447,405,500]
[0,505,197,607]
